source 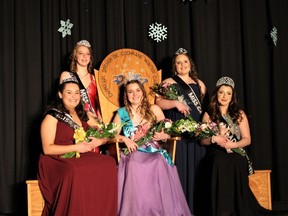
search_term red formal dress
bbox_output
[37,120,117,216]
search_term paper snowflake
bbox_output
[270,26,277,47]
[148,22,168,43]
[58,19,74,38]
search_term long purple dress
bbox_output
[38,120,118,216]
[117,107,192,216]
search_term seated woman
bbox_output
[113,79,192,216]
[37,79,117,216]
[194,77,287,216]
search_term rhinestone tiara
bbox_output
[175,47,188,55]
[60,77,79,85]
[216,76,235,88]
[77,40,91,47]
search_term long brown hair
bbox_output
[69,44,94,73]
[123,80,157,126]
[208,84,242,124]
[171,52,205,102]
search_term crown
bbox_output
[175,47,188,55]
[216,76,235,88]
[123,71,142,85]
[60,77,79,85]
[77,40,91,47]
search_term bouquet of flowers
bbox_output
[150,82,180,100]
[122,116,200,155]
[61,122,123,158]
[195,121,245,156]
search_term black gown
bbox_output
[164,83,206,214]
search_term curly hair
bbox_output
[123,80,157,126]
[171,52,205,102]
[207,85,242,124]
[45,81,88,122]
[69,43,94,74]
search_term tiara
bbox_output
[123,71,142,85]
[77,40,91,47]
[216,76,235,88]
[60,77,79,85]
[175,47,188,55]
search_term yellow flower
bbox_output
[73,127,86,158]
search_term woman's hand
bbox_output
[175,100,190,116]
[88,137,107,148]
[124,138,138,153]
[76,141,94,153]
[213,135,228,147]
[153,129,170,141]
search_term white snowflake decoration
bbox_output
[58,19,74,38]
[148,22,168,43]
[270,26,277,47]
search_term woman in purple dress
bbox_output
[113,79,192,216]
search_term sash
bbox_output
[117,107,174,165]
[221,114,255,175]
[47,108,80,130]
[68,72,97,117]
[172,75,202,114]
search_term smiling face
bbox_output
[217,85,233,107]
[125,82,144,106]
[58,83,81,110]
[75,45,91,67]
[174,54,191,75]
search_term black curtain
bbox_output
[1,0,288,214]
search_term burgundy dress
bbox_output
[37,120,117,216]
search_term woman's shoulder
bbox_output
[162,77,177,84]
[59,71,73,83]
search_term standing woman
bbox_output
[60,40,102,123]
[155,48,208,213]
[60,40,102,152]
[37,79,117,216]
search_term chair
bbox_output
[95,48,180,163]
[26,180,45,216]
[249,170,272,210]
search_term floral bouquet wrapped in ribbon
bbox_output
[150,82,180,100]
[61,122,123,158]
[123,116,200,155]
[150,82,190,110]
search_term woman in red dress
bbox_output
[37,79,117,216]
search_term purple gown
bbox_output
[117,108,192,216]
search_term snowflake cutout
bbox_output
[58,19,74,38]
[270,26,277,47]
[148,22,168,43]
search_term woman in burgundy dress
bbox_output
[37,79,117,216]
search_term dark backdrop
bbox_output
[1,0,288,214]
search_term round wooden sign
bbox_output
[97,48,160,107]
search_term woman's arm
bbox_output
[112,113,138,153]
[41,115,93,155]
[200,112,227,146]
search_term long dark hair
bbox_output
[208,84,242,124]
[45,81,88,122]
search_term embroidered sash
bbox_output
[47,108,80,130]
[117,107,174,165]
[221,114,255,175]
[68,72,97,117]
[172,75,202,114]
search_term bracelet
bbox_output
[211,135,215,143]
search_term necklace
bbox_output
[78,72,89,78]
